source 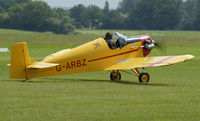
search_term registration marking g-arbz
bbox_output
[56,59,87,71]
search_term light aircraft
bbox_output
[10,32,194,82]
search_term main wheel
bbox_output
[139,72,150,83]
[110,72,121,81]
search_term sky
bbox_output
[41,0,122,9]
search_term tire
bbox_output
[139,72,150,83]
[110,72,121,81]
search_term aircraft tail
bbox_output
[10,42,35,80]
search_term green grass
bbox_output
[0,29,200,121]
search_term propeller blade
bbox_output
[154,41,167,54]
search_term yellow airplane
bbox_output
[10,32,194,82]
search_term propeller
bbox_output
[154,40,167,54]
[144,39,167,54]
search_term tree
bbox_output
[125,0,183,30]
[0,0,30,10]
[86,5,104,29]
[176,0,197,30]
[7,1,74,34]
[53,8,68,20]
[70,4,87,28]
[22,1,53,31]
[104,0,109,13]
[192,0,200,30]
[117,0,138,14]
[152,0,183,30]
[70,4,104,29]
[0,12,9,28]
[0,0,15,10]
[8,3,26,29]
[125,0,155,29]
[0,6,4,13]
[100,10,125,29]
[16,0,31,4]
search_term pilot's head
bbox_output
[104,32,113,41]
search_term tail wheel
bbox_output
[139,72,150,83]
[110,72,121,81]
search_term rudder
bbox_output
[10,42,35,80]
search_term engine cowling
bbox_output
[139,35,155,57]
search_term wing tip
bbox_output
[185,54,195,60]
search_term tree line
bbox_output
[0,0,74,34]
[0,0,200,34]
[70,0,200,30]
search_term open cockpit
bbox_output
[104,32,142,49]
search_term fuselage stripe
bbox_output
[88,48,139,62]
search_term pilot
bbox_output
[104,32,118,49]
[104,32,112,41]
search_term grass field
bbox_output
[0,29,199,121]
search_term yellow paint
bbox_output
[10,38,194,80]
[106,55,194,70]
[10,42,34,79]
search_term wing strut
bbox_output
[131,68,141,77]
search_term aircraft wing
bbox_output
[28,62,59,69]
[106,54,194,70]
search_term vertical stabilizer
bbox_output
[10,42,34,80]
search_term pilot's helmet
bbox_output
[105,32,113,41]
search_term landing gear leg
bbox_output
[110,70,121,81]
[131,68,150,83]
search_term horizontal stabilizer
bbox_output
[28,62,59,69]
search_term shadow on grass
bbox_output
[22,77,172,87]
